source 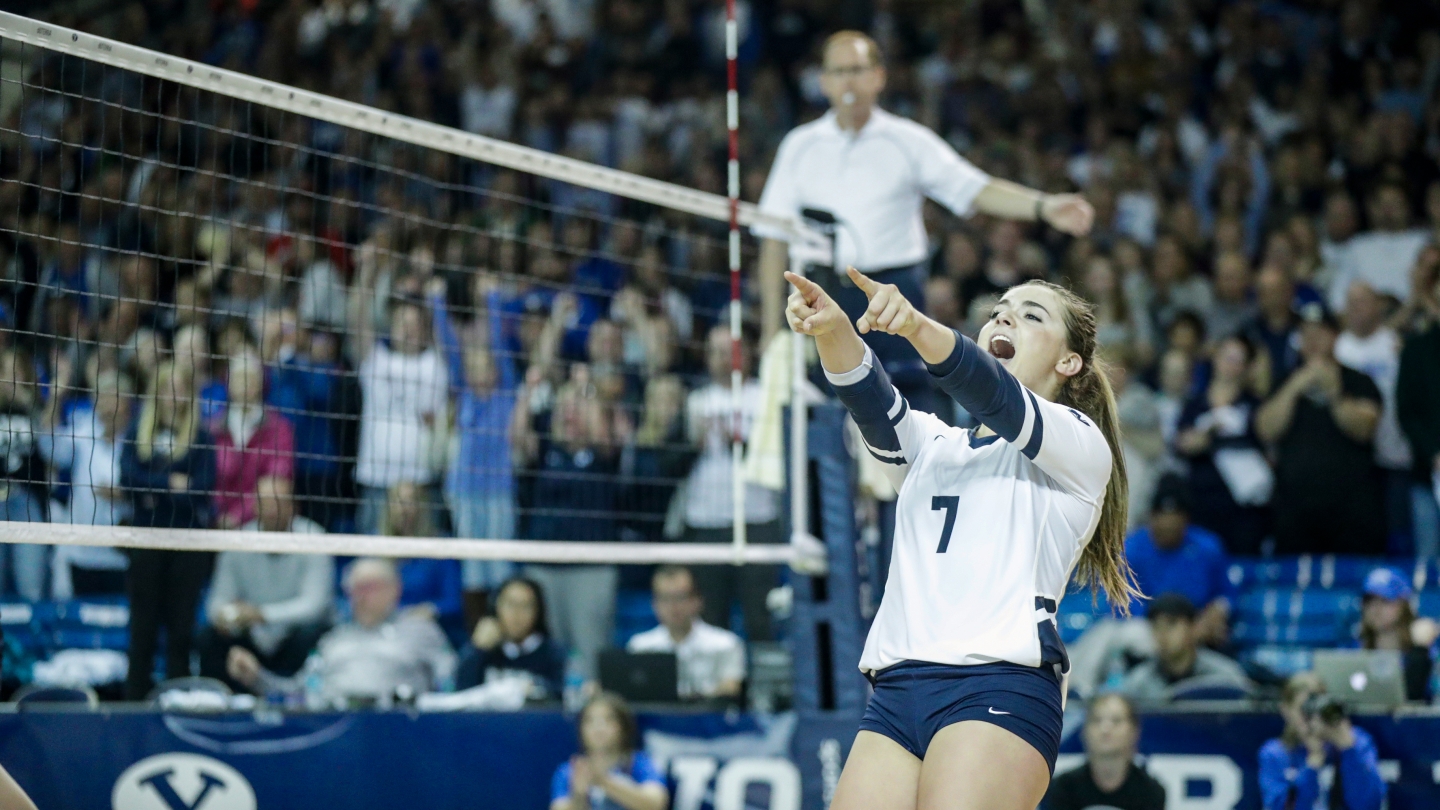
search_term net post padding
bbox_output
[0,11,825,254]
[0,522,804,565]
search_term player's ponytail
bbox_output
[1028,281,1143,616]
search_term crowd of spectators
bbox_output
[3,0,1440,703]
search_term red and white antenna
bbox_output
[726,0,747,561]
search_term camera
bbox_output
[1302,693,1347,725]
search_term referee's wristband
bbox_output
[1034,195,1047,225]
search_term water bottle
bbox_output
[562,653,587,712]
[302,655,326,711]
[1102,652,1127,693]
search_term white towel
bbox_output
[414,674,530,712]
[744,332,824,490]
[32,649,127,687]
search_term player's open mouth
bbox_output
[988,335,1016,360]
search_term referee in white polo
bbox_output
[756,30,1094,412]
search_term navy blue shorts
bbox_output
[858,660,1064,774]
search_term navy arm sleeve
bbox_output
[826,346,947,488]
[927,329,1112,500]
[926,329,1032,443]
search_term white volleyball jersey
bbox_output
[826,337,1112,675]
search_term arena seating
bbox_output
[1058,555,1438,680]
[9,554,1433,690]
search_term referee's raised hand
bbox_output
[785,271,850,337]
[849,267,923,337]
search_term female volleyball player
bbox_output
[785,265,1139,810]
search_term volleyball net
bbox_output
[0,11,827,569]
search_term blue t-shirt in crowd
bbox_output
[397,558,463,626]
[430,290,517,499]
[561,255,625,359]
[1257,727,1385,810]
[198,378,228,425]
[1124,524,1236,614]
[267,356,344,475]
[550,752,664,810]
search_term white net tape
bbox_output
[0,522,800,565]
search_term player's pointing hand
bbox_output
[785,271,850,337]
[850,267,922,337]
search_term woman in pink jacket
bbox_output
[213,351,294,529]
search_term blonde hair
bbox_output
[1022,280,1141,615]
[136,361,199,462]
[380,482,436,537]
[635,375,684,447]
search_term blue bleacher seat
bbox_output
[1415,559,1440,593]
[35,599,131,651]
[0,602,44,654]
[1228,556,1398,591]
[1239,646,1315,679]
[1056,590,1115,644]
[1171,683,1249,701]
[1232,620,1346,647]
[1418,591,1440,619]
[1234,589,1361,624]
[613,590,658,648]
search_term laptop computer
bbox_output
[1311,649,1407,707]
[598,651,679,703]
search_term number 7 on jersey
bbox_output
[931,496,959,553]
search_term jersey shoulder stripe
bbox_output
[1020,390,1045,460]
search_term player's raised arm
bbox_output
[786,272,944,485]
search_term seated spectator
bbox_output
[1070,481,1235,697]
[1174,337,1271,553]
[198,476,333,688]
[1256,302,1384,555]
[1258,672,1385,810]
[1119,593,1255,703]
[1352,568,1434,702]
[456,576,566,698]
[550,692,669,810]
[227,557,457,704]
[381,481,464,639]
[682,326,782,642]
[1126,476,1235,646]
[213,351,295,529]
[1043,694,1165,810]
[0,347,48,600]
[121,361,216,700]
[40,368,133,598]
[626,565,745,700]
